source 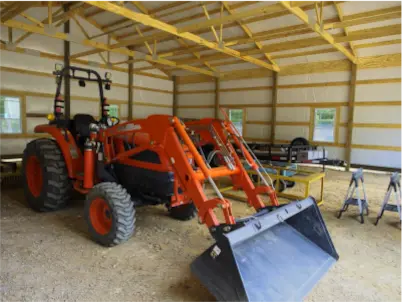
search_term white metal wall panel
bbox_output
[25,96,53,113]
[351,149,401,168]
[27,117,47,133]
[278,86,349,103]
[220,78,272,89]
[133,106,172,119]
[325,147,346,161]
[338,127,347,144]
[134,74,173,92]
[177,108,214,119]
[245,124,270,140]
[275,126,309,141]
[178,93,214,105]
[247,108,271,122]
[220,90,271,105]
[0,70,55,93]
[279,72,350,85]
[354,106,401,123]
[1,138,31,155]
[355,83,401,102]
[179,82,215,91]
[134,89,172,105]
[70,100,99,116]
[357,67,401,80]
[276,107,310,122]
[352,128,401,147]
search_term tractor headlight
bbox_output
[105,72,112,80]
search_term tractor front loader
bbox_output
[23,65,339,301]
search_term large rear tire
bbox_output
[22,138,71,212]
[169,202,197,221]
[85,182,135,247]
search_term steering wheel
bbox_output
[106,116,120,127]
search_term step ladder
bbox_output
[337,168,369,223]
[375,172,401,226]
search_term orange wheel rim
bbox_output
[26,156,43,197]
[89,198,112,235]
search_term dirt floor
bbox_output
[1,168,401,301]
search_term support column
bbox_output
[214,77,220,119]
[128,59,133,120]
[270,72,278,143]
[345,63,357,171]
[172,75,178,116]
[63,4,70,119]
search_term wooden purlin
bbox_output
[85,1,279,72]
[280,1,356,63]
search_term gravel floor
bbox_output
[1,168,401,301]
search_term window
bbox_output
[108,104,119,117]
[313,108,336,142]
[228,109,243,135]
[0,96,22,134]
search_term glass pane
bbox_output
[0,96,22,134]
[229,109,243,135]
[313,108,336,142]
[109,104,119,117]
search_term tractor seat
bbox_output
[71,114,96,146]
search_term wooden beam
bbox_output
[215,78,220,119]
[1,1,37,22]
[345,63,357,171]
[354,39,401,49]
[222,1,279,69]
[280,1,357,63]
[344,5,401,21]
[177,3,284,34]
[271,72,278,142]
[128,54,133,120]
[172,75,178,117]
[326,10,401,30]
[2,19,216,77]
[86,1,279,72]
[334,24,401,43]
[333,2,356,56]
[148,1,190,15]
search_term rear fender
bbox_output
[34,124,83,178]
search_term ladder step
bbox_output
[384,204,399,212]
[345,198,368,207]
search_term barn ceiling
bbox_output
[0,1,401,78]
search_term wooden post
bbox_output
[270,72,278,143]
[172,75,178,116]
[128,58,133,120]
[63,4,70,119]
[345,63,357,171]
[215,77,220,119]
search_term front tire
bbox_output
[22,138,71,212]
[85,182,135,247]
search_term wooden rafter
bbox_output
[222,1,278,69]
[1,1,37,22]
[280,1,357,63]
[1,19,216,77]
[130,2,216,73]
[177,3,284,34]
[333,2,356,56]
[86,1,279,72]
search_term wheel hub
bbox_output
[89,198,112,235]
[26,156,43,197]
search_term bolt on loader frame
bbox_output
[23,65,339,302]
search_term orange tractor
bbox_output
[23,66,339,301]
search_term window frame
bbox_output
[312,107,337,143]
[0,94,24,135]
[228,108,245,136]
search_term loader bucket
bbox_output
[191,197,338,301]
